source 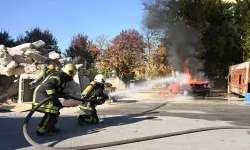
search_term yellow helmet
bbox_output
[47,64,55,71]
[61,63,77,77]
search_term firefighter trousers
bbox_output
[78,103,99,124]
[36,100,62,134]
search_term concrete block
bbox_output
[7,48,25,56]
[38,48,49,57]
[13,55,33,64]
[0,66,13,76]
[24,64,39,74]
[12,67,25,75]
[0,55,12,66]
[6,80,19,98]
[27,52,48,63]
[0,45,7,57]
[24,49,41,56]
[49,51,60,60]
[11,43,32,51]
[0,93,8,102]
[7,61,18,69]
[32,40,45,49]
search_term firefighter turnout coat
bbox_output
[32,71,69,114]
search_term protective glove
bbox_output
[97,99,105,105]
[81,94,86,100]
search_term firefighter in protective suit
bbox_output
[77,74,109,125]
[32,63,77,136]
[29,64,56,89]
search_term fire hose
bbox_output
[23,96,250,150]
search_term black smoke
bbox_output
[143,0,203,78]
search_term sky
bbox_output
[0,0,145,52]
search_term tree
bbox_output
[97,29,145,83]
[88,41,101,59]
[65,33,101,69]
[0,30,16,47]
[16,27,61,54]
[136,42,172,78]
[178,0,243,78]
[65,33,91,68]
[143,0,247,79]
[139,25,171,78]
[234,0,250,61]
[95,34,110,52]
[143,0,203,78]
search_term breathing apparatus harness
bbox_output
[29,60,55,89]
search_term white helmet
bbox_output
[94,74,106,84]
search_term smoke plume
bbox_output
[143,0,204,79]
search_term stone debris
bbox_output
[13,55,33,64]
[0,40,61,76]
[0,66,13,76]
[0,45,13,66]
[32,40,45,49]
[7,61,18,69]
[0,45,7,57]
[25,51,47,63]
[49,51,60,60]
[11,43,32,51]
[0,40,61,103]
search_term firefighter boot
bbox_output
[36,113,61,136]
[77,115,87,126]
[36,127,61,137]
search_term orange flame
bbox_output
[184,58,201,84]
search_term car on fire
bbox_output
[167,80,211,97]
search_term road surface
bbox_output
[1,94,250,150]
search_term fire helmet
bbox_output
[61,63,77,77]
[94,74,106,84]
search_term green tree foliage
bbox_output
[143,0,250,79]
[0,30,16,47]
[234,0,250,61]
[97,29,145,82]
[88,66,99,81]
[16,27,61,54]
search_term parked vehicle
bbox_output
[228,62,250,97]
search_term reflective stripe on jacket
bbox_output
[32,71,67,114]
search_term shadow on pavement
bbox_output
[0,110,159,150]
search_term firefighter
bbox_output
[32,63,77,136]
[29,64,56,89]
[77,74,109,126]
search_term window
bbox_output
[239,75,242,84]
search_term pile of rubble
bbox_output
[0,40,61,77]
[0,40,61,103]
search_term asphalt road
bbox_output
[1,95,250,150]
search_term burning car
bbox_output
[167,80,210,96]
[167,59,211,97]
